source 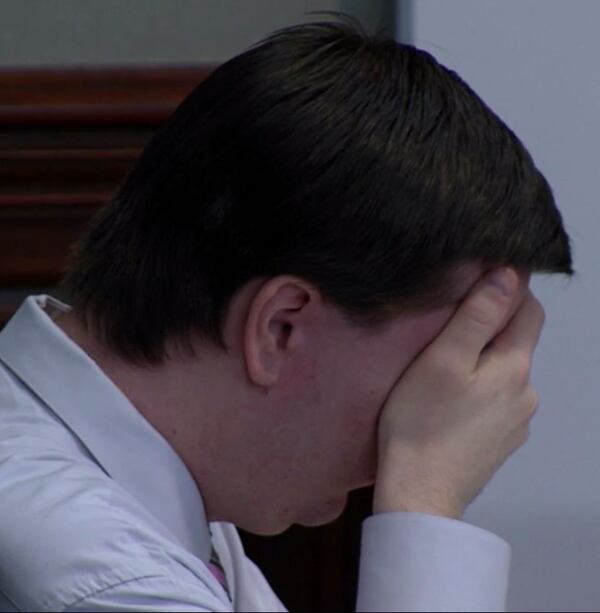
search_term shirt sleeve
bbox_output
[356,512,511,613]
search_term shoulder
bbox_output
[0,373,226,611]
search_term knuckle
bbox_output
[524,387,540,419]
[510,423,531,452]
[508,427,529,455]
[465,296,502,330]
[512,352,533,381]
[517,425,531,447]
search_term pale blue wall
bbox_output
[408,1,600,610]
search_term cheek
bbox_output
[332,366,396,482]
[302,307,457,482]
[339,307,458,447]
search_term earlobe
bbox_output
[243,277,315,388]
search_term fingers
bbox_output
[486,289,546,365]
[429,267,523,372]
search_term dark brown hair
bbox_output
[61,20,573,365]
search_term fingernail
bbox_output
[490,269,515,296]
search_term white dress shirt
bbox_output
[0,295,511,612]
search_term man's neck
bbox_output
[52,308,292,535]
[52,311,243,520]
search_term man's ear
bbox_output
[244,276,319,387]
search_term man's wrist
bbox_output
[372,490,465,520]
[373,447,465,520]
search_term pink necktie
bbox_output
[208,546,230,596]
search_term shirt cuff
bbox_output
[356,512,511,612]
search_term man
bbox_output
[0,21,572,612]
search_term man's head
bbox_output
[59,21,572,534]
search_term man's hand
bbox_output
[373,267,544,520]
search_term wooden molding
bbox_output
[0,65,214,125]
[0,64,215,297]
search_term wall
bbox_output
[407,1,600,610]
[0,0,393,65]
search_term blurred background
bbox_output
[0,0,396,65]
[0,1,598,611]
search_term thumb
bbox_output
[433,267,519,372]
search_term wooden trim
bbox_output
[0,193,111,208]
[0,65,214,125]
[0,148,141,160]
[0,105,172,126]
[0,64,216,289]
[0,65,215,102]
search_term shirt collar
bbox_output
[0,295,212,563]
